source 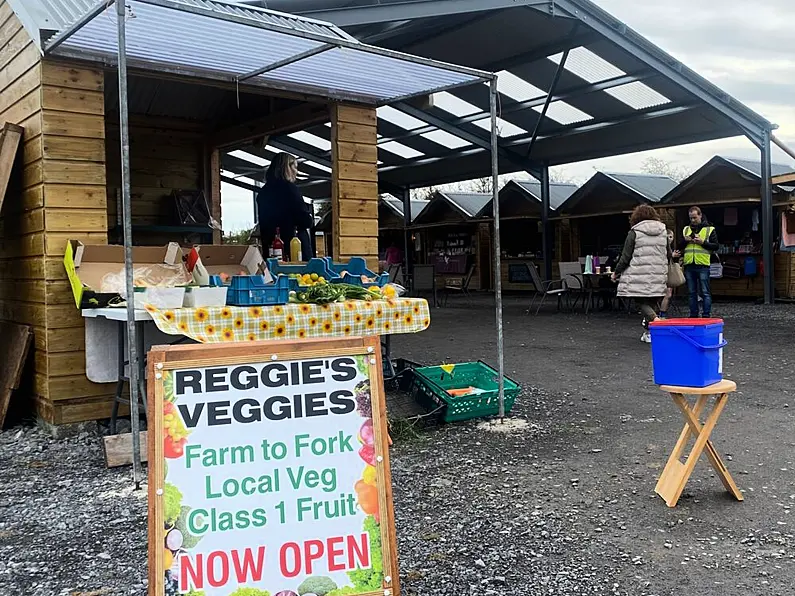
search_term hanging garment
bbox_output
[752,209,760,232]
[724,207,738,226]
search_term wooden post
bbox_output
[210,148,222,244]
[39,60,111,423]
[330,104,379,270]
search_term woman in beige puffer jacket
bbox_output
[611,205,671,342]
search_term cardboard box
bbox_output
[184,245,270,284]
[64,241,190,309]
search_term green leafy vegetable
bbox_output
[163,371,175,403]
[228,588,270,596]
[347,516,383,591]
[175,506,203,550]
[297,576,337,595]
[163,483,183,525]
[355,356,369,378]
[327,588,359,596]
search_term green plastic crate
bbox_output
[411,361,520,423]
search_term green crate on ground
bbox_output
[411,361,521,423]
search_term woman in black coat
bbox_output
[256,153,314,259]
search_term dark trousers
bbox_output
[637,297,661,327]
[685,265,712,317]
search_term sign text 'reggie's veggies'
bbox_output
[148,338,398,596]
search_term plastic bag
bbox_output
[100,264,189,297]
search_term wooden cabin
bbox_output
[410,191,491,290]
[0,0,468,424]
[481,179,578,290]
[659,156,795,299]
[557,172,678,261]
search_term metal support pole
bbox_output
[490,77,505,420]
[526,24,578,159]
[117,0,142,487]
[401,187,412,276]
[761,128,774,304]
[540,163,552,282]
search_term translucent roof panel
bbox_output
[48,0,489,105]
[606,81,671,110]
[288,130,332,151]
[537,102,591,125]
[473,117,526,138]
[230,149,269,166]
[495,70,545,102]
[432,91,481,117]
[421,129,470,149]
[377,105,427,130]
[380,141,424,159]
[548,47,624,84]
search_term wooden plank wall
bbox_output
[106,117,203,244]
[37,60,113,424]
[0,3,45,411]
[330,104,379,270]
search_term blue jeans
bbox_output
[685,265,711,317]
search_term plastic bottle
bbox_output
[271,227,284,261]
[290,227,302,262]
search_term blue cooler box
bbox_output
[648,318,726,387]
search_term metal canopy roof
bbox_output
[229,0,773,196]
[558,171,672,216]
[33,0,490,105]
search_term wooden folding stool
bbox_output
[655,379,744,507]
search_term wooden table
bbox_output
[655,379,744,507]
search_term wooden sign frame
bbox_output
[148,336,400,596]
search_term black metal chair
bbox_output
[442,264,475,306]
[411,264,438,306]
[526,263,569,315]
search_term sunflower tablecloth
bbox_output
[143,298,430,343]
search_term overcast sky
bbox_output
[221,0,795,231]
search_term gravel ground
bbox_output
[1,297,794,595]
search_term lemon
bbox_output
[310,273,319,281]
[362,465,377,486]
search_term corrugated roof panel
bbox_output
[443,192,491,218]
[260,46,474,101]
[380,141,424,159]
[721,157,795,179]
[549,47,624,84]
[602,172,677,202]
[182,0,353,40]
[421,129,470,149]
[51,0,483,104]
[606,81,670,110]
[515,180,579,210]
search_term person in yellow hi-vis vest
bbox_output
[680,206,719,318]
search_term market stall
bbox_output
[557,171,677,262]
[481,179,578,291]
[0,0,492,428]
[660,156,795,299]
[410,191,492,291]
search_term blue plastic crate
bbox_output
[324,257,389,287]
[226,274,291,306]
[267,257,337,279]
[649,318,726,387]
